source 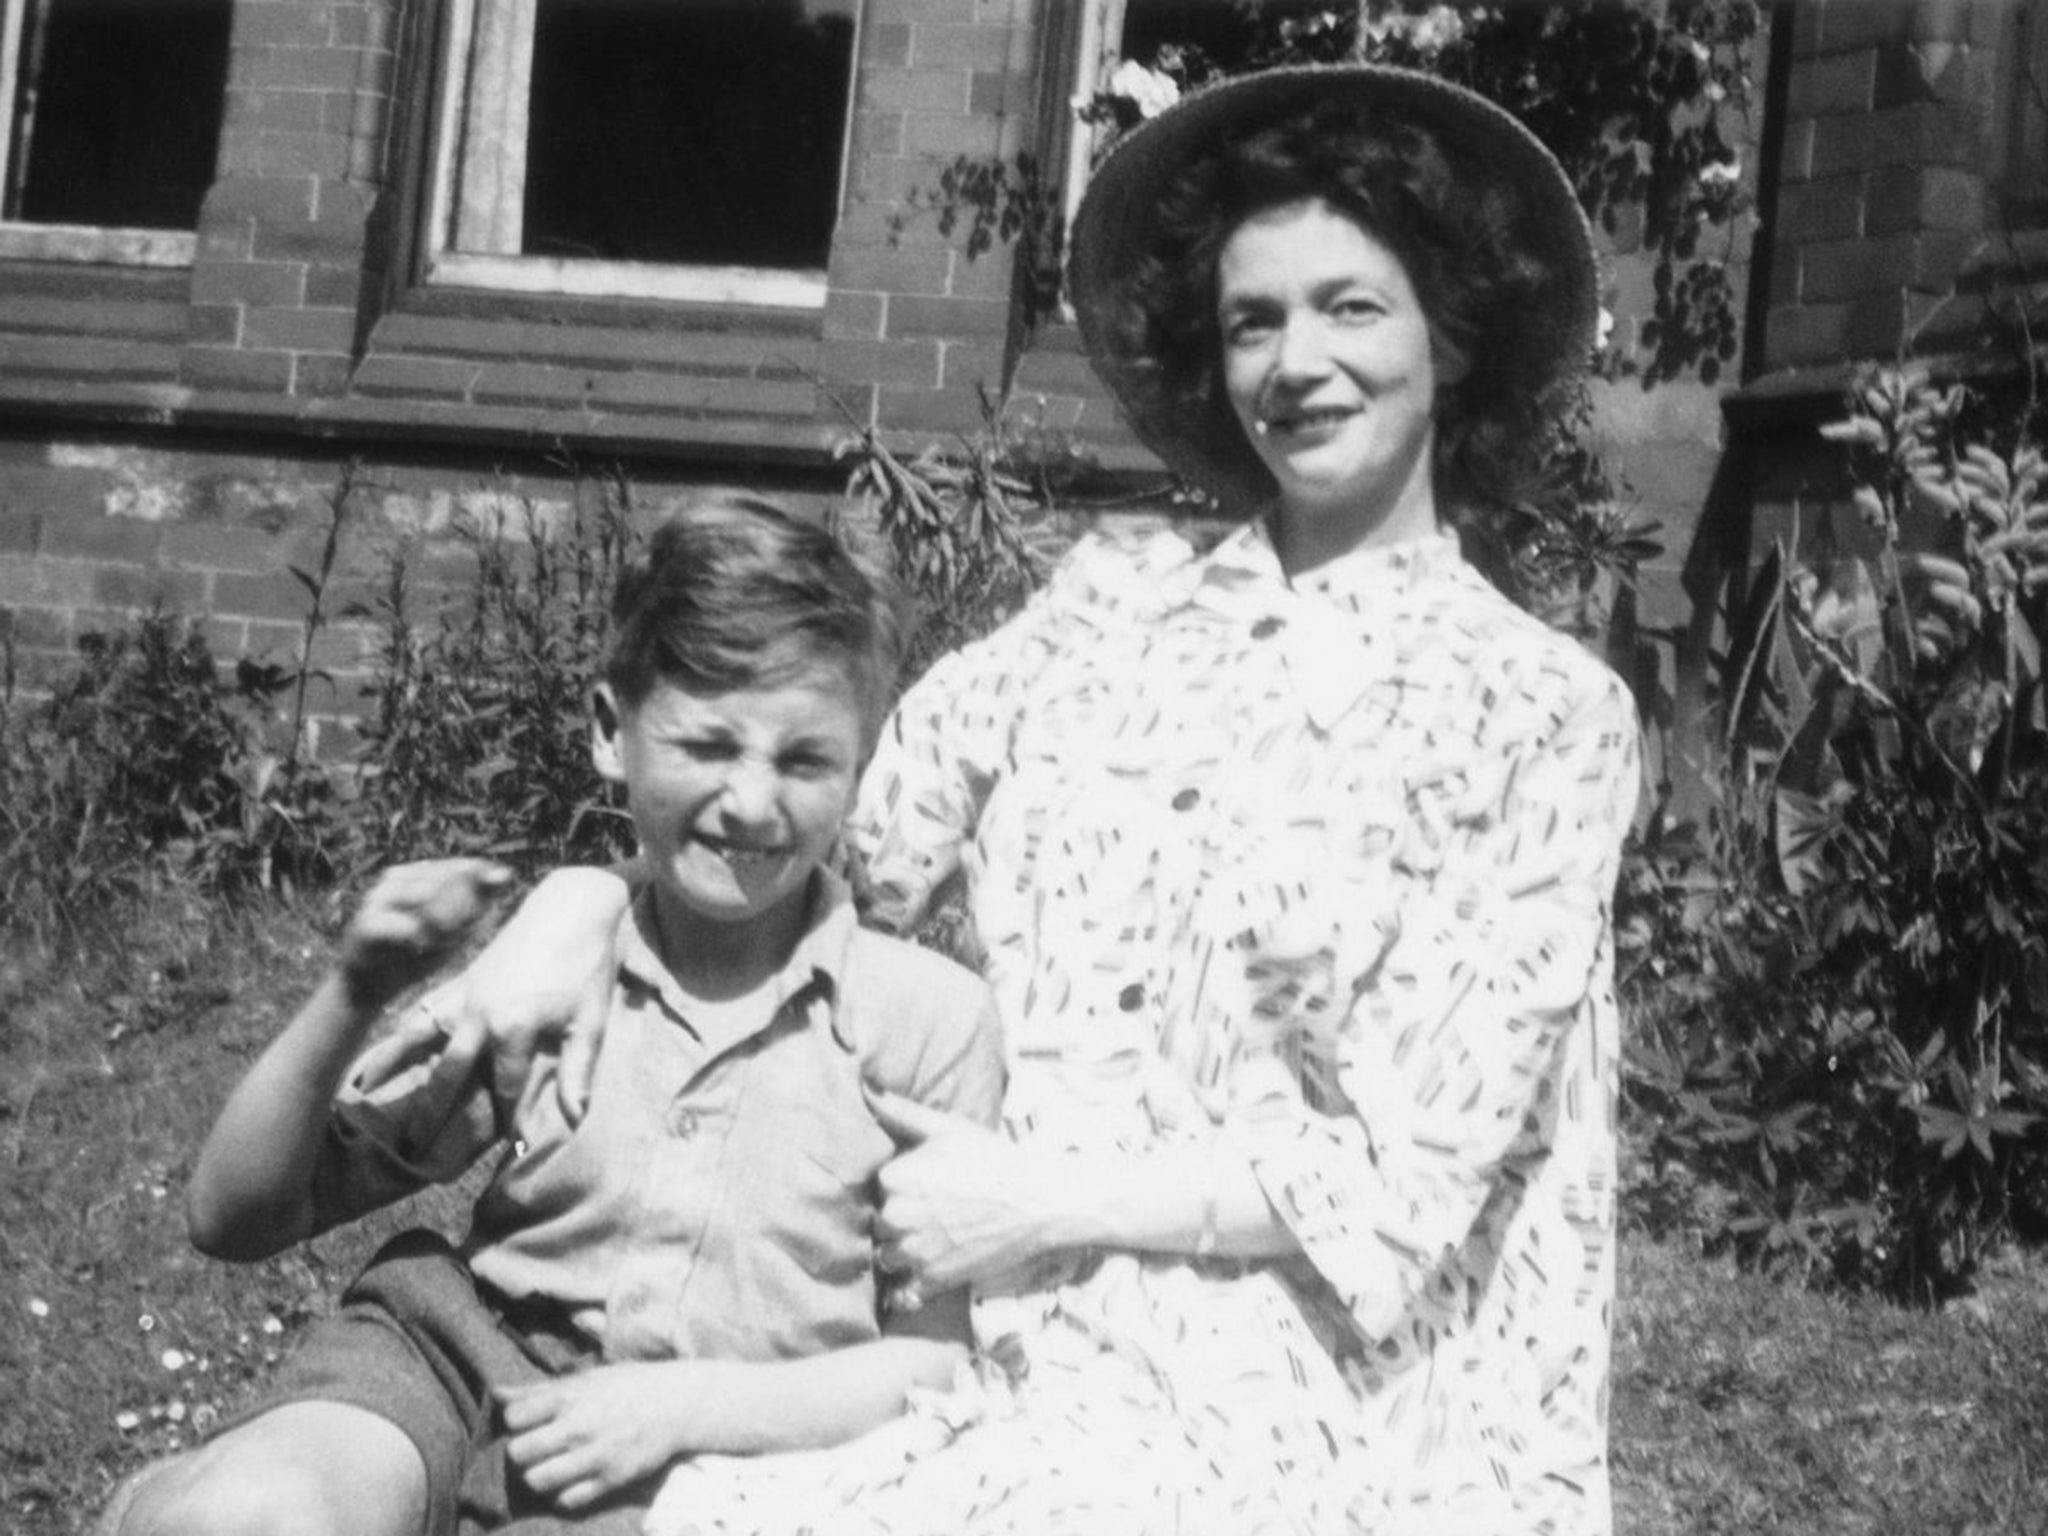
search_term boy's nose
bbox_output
[717,759,780,825]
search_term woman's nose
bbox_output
[1271,311,1331,380]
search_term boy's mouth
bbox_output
[697,835,787,872]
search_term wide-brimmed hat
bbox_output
[1067,63,1599,504]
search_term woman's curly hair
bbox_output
[1102,94,1581,531]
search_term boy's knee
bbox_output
[103,1407,427,1536]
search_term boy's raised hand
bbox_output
[338,858,513,1011]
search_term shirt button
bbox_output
[1251,616,1284,640]
[1118,982,1146,1012]
[1172,787,1200,812]
[667,1104,699,1139]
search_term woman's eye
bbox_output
[681,738,737,762]
[1224,316,1274,347]
[1330,296,1384,323]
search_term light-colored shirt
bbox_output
[313,872,1005,1363]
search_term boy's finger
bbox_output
[557,1006,603,1127]
[864,1087,970,1148]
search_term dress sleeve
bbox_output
[851,531,1183,936]
[1234,661,1641,1344]
[307,990,502,1232]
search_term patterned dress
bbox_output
[645,520,1641,1536]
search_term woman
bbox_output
[484,64,1639,1536]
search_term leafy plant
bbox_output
[1625,363,2048,1298]
[346,471,638,875]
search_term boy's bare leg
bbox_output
[96,1402,427,1536]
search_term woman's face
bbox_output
[1216,196,1466,571]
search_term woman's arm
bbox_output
[866,1093,1296,1292]
[499,1320,969,1512]
[1238,664,1643,1341]
[186,859,510,1261]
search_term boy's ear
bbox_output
[590,683,628,784]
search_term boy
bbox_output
[104,497,1005,1536]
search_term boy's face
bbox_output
[593,663,868,962]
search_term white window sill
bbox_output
[0,223,194,266]
[425,252,827,309]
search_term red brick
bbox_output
[1787,46,1877,116]
[901,111,1005,158]
[1776,175,1865,241]
[187,304,244,346]
[0,555,95,608]
[939,339,1007,390]
[874,384,999,433]
[887,294,1009,338]
[213,570,327,623]
[865,22,911,67]
[242,44,363,92]
[294,354,356,397]
[203,175,318,221]
[163,524,280,575]
[829,246,951,296]
[818,337,942,388]
[1803,229,1976,302]
[1817,0,1909,51]
[0,296,185,339]
[1764,300,1852,368]
[587,374,816,417]
[191,261,308,307]
[0,333,178,379]
[944,247,1019,299]
[969,69,1013,117]
[94,565,208,612]
[824,290,886,341]
[1778,118,1815,184]
[254,218,369,265]
[1864,164,1985,233]
[468,363,601,408]
[350,356,481,399]
[243,307,357,353]
[226,86,328,134]
[907,23,1012,71]
[245,130,354,179]
[1809,101,1979,177]
[0,511,41,554]
[236,2,334,48]
[331,5,393,51]
[182,346,297,394]
[2,603,72,649]
[195,215,257,263]
[305,263,368,308]
[862,65,972,113]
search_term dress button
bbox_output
[1251,616,1284,639]
[667,1104,699,1139]
[1172,787,1200,812]
[1118,982,1146,1012]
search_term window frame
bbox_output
[0,0,200,266]
[420,0,865,310]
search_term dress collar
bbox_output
[1185,519,1470,732]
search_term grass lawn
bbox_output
[6,895,2048,1535]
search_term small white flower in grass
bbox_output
[1596,307,1616,352]
[165,1400,187,1424]
[260,1314,284,1335]
[138,1313,156,1333]
[1699,156,1742,187]
[161,1348,189,1372]
[115,1411,142,1433]
[28,1297,49,1319]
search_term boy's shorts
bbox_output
[221,1228,658,1536]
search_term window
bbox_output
[425,0,861,307]
[0,0,230,264]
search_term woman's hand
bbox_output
[337,858,513,1012]
[868,1091,1065,1295]
[500,1363,689,1512]
[429,865,632,1125]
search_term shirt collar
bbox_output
[1186,518,1469,732]
[614,868,857,1046]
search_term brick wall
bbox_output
[1761,0,2031,375]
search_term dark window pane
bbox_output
[524,0,856,269]
[8,0,232,229]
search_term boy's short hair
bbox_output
[605,493,904,737]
